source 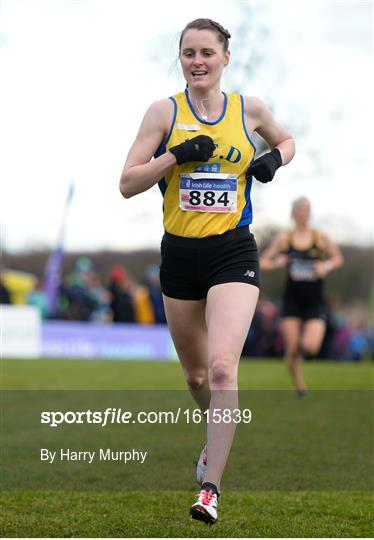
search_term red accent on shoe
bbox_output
[200,490,215,506]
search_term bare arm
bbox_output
[119,99,177,199]
[260,232,289,271]
[314,233,344,278]
[245,96,295,165]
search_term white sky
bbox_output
[0,0,373,252]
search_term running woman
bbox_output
[260,197,343,396]
[120,18,295,524]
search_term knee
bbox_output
[286,345,299,362]
[185,370,208,390]
[301,341,319,359]
[209,355,237,388]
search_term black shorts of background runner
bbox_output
[282,293,327,321]
[160,226,260,300]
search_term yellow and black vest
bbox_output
[155,89,256,238]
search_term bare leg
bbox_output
[301,319,326,358]
[282,317,305,392]
[204,283,259,492]
[163,294,210,413]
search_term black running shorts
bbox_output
[282,294,327,321]
[160,226,260,300]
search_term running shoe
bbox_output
[190,486,218,525]
[196,443,207,485]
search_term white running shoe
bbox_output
[196,443,207,485]
[190,487,218,525]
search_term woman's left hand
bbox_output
[314,260,332,278]
[246,148,282,183]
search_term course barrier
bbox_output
[1,306,177,360]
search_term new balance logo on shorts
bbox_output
[244,270,255,277]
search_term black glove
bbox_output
[169,135,215,165]
[246,148,282,183]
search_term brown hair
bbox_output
[179,18,231,53]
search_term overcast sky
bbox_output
[0,0,372,253]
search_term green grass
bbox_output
[1,358,373,537]
[2,358,373,390]
[1,491,372,538]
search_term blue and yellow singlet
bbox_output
[155,88,256,238]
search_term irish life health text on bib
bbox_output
[179,172,238,213]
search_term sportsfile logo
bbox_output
[40,408,179,427]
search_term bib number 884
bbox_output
[189,190,229,207]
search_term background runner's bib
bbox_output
[289,260,317,282]
[154,90,256,238]
[284,229,326,285]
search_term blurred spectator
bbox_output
[108,265,136,323]
[143,265,166,324]
[368,328,374,361]
[88,273,112,322]
[317,310,335,360]
[243,297,281,358]
[0,275,11,304]
[1,269,37,304]
[330,313,352,360]
[258,297,281,357]
[133,284,155,325]
[62,257,98,321]
[242,308,263,357]
[349,325,367,362]
[108,265,155,325]
[27,280,48,319]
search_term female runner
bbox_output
[120,18,295,524]
[261,197,343,395]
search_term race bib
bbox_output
[179,172,238,213]
[289,260,317,281]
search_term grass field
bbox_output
[1,358,373,538]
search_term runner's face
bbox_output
[293,201,311,226]
[179,29,229,92]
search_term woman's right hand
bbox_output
[169,135,215,165]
